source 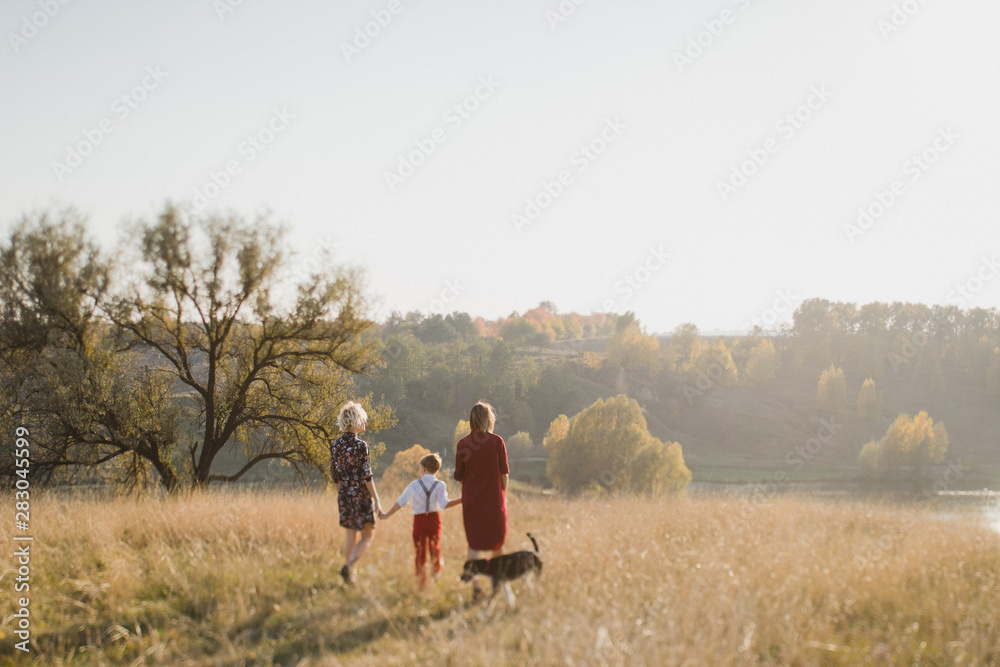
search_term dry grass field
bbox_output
[2,490,999,666]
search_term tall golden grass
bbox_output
[2,490,999,665]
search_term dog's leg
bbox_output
[481,587,503,620]
[503,582,516,607]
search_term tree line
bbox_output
[4,209,996,491]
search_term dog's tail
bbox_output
[527,533,539,553]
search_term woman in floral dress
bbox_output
[330,401,384,584]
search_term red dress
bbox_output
[454,430,509,551]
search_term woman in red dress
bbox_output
[453,402,509,561]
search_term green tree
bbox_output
[546,395,689,495]
[2,207,393,490]
[500,315,541,348]
[671,323,700,359]
[110,208,396,487]
[856,377,882,419]
[507,431,534,460]
[743,338,779,387]
[816,364,847,413]
[368,333,425,404]
[0,212,183,489]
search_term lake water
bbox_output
[688,482,1000,535]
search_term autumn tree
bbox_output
[858,411,949,477]
[856,377,882,419]
[453,419,471,447]
[743,338,779,387]
[545,395,690,495]
[606,322,662,385]
[379,443,432,497]
[816,364,847,413]
[542,414,569,451]
[682,339,738,387]
[629,439,691,495]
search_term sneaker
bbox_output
[340,565,353,585]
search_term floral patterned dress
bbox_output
[330,432,375,530]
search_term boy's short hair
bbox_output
[469,401,496,433]
[420,454,442,473]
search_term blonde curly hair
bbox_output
[337,401,368,433]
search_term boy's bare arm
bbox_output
[381,501,402,519]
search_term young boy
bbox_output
[380,453,462,587]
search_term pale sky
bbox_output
[2,0,999,333]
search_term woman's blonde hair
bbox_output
[337,401,368,433]
[469,401,496,433]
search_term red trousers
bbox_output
[412,512,442,585]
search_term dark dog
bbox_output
[461,534,542,601]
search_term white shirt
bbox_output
[396,474,451,514]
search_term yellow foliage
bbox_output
[857,410,949,476]
[379,444,432,498]
[816,364,846,413]
[452,420,470,447]
[743,339,779,387]
[543,414,570,451]
[546,395,689,496]
[857,377,881,419]
[606,324,662,382]
[682,339,737,386]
